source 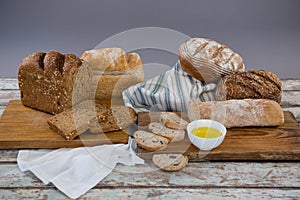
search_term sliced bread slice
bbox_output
[152,154,189,171]
[89,105,137,133]
[160,112,189,130]
[133,130,169,151]
[48,108,95,140]
[149,122,185,142]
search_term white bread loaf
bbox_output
[81,48,144,100]
[187,99,284,128]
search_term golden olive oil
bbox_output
[191,127,222,138]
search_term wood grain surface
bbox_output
[137,112,300,161]
[0,100,128,149]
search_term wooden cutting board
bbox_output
[0,100,128,148]
[1,100,300,161]
[137,112,300,161]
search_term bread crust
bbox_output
[179,38,245,83]
[187,99,284,128]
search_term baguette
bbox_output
[133,130,169,151]
[187,99,284,128]
[149,122,185,142]
[152,154,189,171]
[160,112,189,130]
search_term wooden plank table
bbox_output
[0,78,300,199]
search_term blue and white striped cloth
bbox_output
[122,61,216,112]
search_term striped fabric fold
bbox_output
[122,61,216,112]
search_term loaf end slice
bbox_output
[133,130,169,151]
[152,154,189,171]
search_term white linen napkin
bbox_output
[17,143,144,199]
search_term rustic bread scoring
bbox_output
[179,38,245,83]
[81,48,144,100]
[215,70,282,103]
[18,50,92,114]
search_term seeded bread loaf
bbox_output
[133,130,169,151]
[187,99,284,128]
[149,122,185,142]
[179,38,245,83]
[18,50,92,114]
[152,154,189,171]
[81,48,144,100]
[160,112,189,130]
[215,70,282,103]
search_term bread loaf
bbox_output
[18,50,92,114]
[215,70,282,103]
[152,154,188,171]
[81,48,144,100]
[187,99,284,128]
[179,38,245,83]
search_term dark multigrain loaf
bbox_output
[215,70,282,103]
[18,50,93,114]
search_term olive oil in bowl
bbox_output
[187,120,227,150]
[191,127,222,139]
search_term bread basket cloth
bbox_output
[122,61,216,112]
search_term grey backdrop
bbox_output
[1,0,300,79]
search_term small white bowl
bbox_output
[187,120,227,151]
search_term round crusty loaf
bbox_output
[179,38,245,83]
[152,154,189,171]
[149,122,185,142]
[133,130,169,151]
[215,70,282,103]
